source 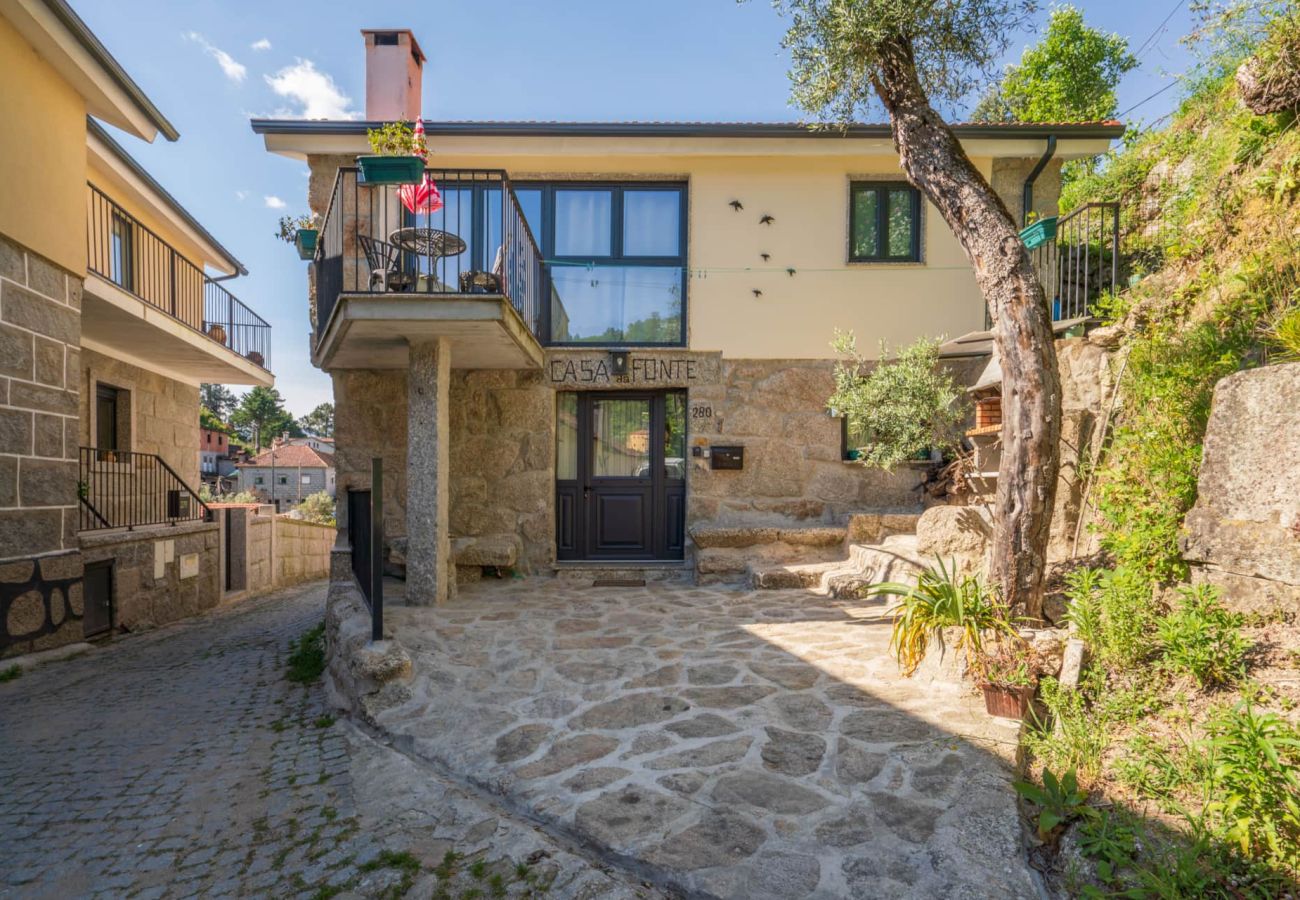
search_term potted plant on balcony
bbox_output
[276,213,319,260]
[357,121,427,185]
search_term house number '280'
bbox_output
[690,403,714,420]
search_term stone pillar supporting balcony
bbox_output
[405,337,453,605]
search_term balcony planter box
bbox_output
[1019,216,1058,250]
[294,228,318,260]
[981,683,1035,719]
[357,155,424,185]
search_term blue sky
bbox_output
[75,0,1196,416]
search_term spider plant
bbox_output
[865,557,1014,676]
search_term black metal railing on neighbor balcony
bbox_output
[314,167,543,345]
[87,184,272,370]
[79,447,211,532]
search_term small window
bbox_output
[110,212,134,290]
[96,385,119,452]
[850,182,921,262]
[301,475,311,485]
[255,475,264,485]
[278,475,288,485]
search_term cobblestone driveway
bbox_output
[0,582,660,900]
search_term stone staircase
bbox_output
[691,512,926,596]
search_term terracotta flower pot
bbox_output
[981,683,1036,719]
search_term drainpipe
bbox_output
[1022,135,1058,225]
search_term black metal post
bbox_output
[370,456,384,642]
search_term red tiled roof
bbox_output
[237,445,332,469]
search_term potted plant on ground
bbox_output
[276,213,319,260]
[978,639,1041,719]
[357,121,427,185]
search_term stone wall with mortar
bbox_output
[78,347,201,486]
[1183,362,1300,614]
[1,235,84,657]
[273,517,336,587]
[248,515,272,595]
[79,521,220,634]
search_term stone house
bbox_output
[251,27,1120,603]
[1,0,274,657]
[236,444,336,511]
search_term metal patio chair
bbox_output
[357,234,414,292]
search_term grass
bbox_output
[313,713,336,728]
[287,622,327,683]
[0,664,21,683]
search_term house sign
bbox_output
[545,350,721,390]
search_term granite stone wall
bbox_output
[273,517,335,587]
[79,521,220,634]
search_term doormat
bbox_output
[592,578,646,588]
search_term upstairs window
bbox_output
[109,211,135,290]
[850,182,921,263]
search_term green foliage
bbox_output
[1267,303,1300,360]
[298,402,334,437]
[275,213,317,244]
[286,622,326,684]
[974,6,1137,123]
[0,664,22,683]
[1024,675,1112,784]
[1064,566,1153,668]
[230,386,302,450]
[200,383,237,420]
[1076,809,1138,886]
[772,0,1037,120]
[1202,701,1300,871]
[1014,767,1094,842]
[829,332,966,470]
[295,492,336,526]
[865,557,1013,676]
[199,406,228,434]
[1156,584,1250,688]
[366,121,427,158]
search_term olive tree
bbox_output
[772,0,1061,618]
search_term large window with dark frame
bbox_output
[849,182,922,263]
[513,183,687,346]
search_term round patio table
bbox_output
[388,227,467,259]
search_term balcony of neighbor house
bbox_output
[311,166,544,371]
[82,120,273,386]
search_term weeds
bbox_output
[1156,584,1251,688]
[1015,767,1094,844]
[287,622,327,683]
[0,664,21,683]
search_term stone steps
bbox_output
[454,534,520,584]
[749,534,924,596]
[552,562,694,586]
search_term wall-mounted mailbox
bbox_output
[710,445,744,470]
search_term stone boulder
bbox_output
[914,505,993,576]
[1182,363,1300,614]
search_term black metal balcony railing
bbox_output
[314,167,543,344]
[1029,202,1121,322]
[87,184,272,370]
[79,447,211,532]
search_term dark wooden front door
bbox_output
[557,391,686,561]
[82,561,113,638]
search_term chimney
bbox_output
[361,29,425,121]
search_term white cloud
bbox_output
[185,32,247,83]
[235,189,249,201]
[264,58,357,119]
[264,195,286,209]
[251,38,272,51]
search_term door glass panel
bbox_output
[555,190,612,256]
[549,265,683,343]
[592,398,651,477]
[556,393,578,481]
[664,393,686,480]
[623,190,680,256]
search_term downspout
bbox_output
[1022,135,1058,224]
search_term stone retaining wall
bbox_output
[274,517,335,587]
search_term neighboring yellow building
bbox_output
[253,28,1121,602]
[1,0,274,657]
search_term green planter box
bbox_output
[357,155,425,185]
[1019,216,1058,250]
[294,228,318,260]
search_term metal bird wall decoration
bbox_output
[752,289,763,298]
[759,214,775,225]
[760,253,771,262]
[729,200,744,211]
[787,268,797,277]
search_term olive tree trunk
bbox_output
[873,37,1061,619]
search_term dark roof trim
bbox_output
[251,118,1125,140]
[88,117,246,275]
[42,0,178,141]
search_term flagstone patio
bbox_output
[374,580,1039,899]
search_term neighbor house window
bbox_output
[110,212,134,290]
[516,183,687,345]
[278,475,288,485]
[301,475,311,485]
[850,182,921,262]
[255,476,264,485]
[96,385,119,452]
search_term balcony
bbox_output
[312,167,544,370]
[78,447,211,532]
[85,185,273,383]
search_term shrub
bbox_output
[1156,584,1250,688]
[274,213,317,244]
[1063,566,1152,668]
[828,332,967,470]
[1014,767,1094,844]
[294,491,336,526]
[866,557,1013,676]
[286,622,326,683]
[366,121,427,158]
[1023,675,1112,785]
